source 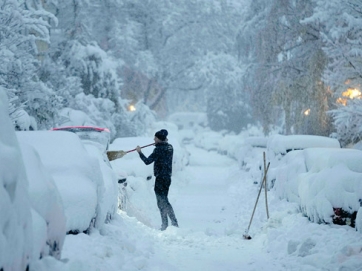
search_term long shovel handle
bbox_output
[246,162,270,233]
[126,143,155,153]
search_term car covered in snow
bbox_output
[273,147,362,230]
[16,131,106,234]
[267,134,340,164]
[238,136,268,185]
[0,93,36,270]
[18,141,66,259]
[50,126,121,221]
[266,134,341,188]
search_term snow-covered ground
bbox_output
[31,139,362,271]
[2,93,362,270]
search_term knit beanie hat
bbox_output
[155,129,168,141]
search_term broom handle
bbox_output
[126,143,155,153]
[246,162,270,232]
[264,152,270,219]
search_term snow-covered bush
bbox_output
[0,91,32,271]
[129,102,157,137]
[194,130,224,151]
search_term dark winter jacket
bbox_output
[139,142,173,177]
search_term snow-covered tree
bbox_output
[0,0,60,130]
[237,0,334,136]
[304,0,362,143]
[329,99,362,147]
[304,0,362,95]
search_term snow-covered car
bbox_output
[51,126,122,221]
[238,136,268,185]
[267,134,340,165]
[0,93,32,271]
[51,126,111,151]
[51,126,127,183]
[194,130,224,152]
[267,134,340,188]
[274,147,362,230]
[239,136,267,168]
[18,141,66,259]
[16,131,105,234]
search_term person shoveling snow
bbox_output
[136,129,179,231]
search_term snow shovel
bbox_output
[107,143,155,161]
[243,161,270,240]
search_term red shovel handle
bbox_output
[126,143,155,153]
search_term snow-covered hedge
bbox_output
[274,147,362,230]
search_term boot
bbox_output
[160,224,168,231]
[168,207,178,227]
[160,209,168,231]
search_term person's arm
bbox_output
[137,146,156,165]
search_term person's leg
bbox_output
[155,192,168,230]
[155,177,178,227]
[154,177,179,229]
[167,203,178,227]
[155,177,170,230]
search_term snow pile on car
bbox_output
[17,131,105,233]
[274,147,362,230]
[0,91,32,270]
[18,141,66,259]
[267,134,340,164]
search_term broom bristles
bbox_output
[107,150,126,161]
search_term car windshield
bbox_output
[52,126,110,152]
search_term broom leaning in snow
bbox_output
[243,152,270,240]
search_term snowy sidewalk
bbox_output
[32,144,362,271]
[142,145,285,271]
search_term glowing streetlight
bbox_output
[303,109,311,116]
[128,104,136,111]
[336,88,361,106]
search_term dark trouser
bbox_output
[154,176,178,229]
